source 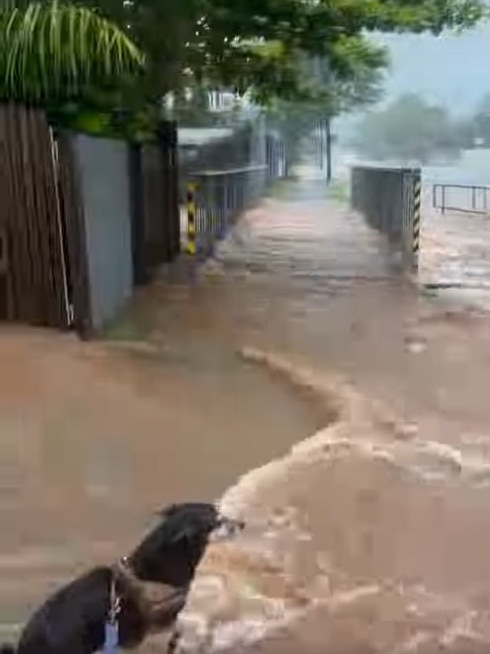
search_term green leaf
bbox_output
[0,0,144,103]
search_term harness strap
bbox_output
[103,562,124,654]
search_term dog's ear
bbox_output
[156,504,177,519]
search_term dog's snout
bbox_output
[220,516,245,532]
[209,515,245,542]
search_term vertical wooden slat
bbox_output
[128,142,146,285]
[0,110,13,320]
[168,121,180,259]
[24,107,51,323]
[2,106,21,319]
[18,105,48,324]
[2,110,21,322]
[34,114,69,326]
[5,104,33,322]
[56,132,92,337]
[27,110,60,325]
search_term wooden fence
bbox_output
[0,105,180,335]
[0,105,72,328]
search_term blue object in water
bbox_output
[103,621,119,654]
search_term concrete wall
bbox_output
[74,134,132,330]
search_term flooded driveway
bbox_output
[1,178,490,653]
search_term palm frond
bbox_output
[0,1,144,102]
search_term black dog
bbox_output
[128,502,244,587]
[1,502,243,654]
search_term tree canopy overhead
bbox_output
[0,0,485,121]
[70,0,485,107]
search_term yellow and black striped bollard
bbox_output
[186,181,197,255]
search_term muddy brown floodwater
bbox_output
[1,177,490,654]
[0,327,324,630]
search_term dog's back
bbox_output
[15,566,147,654]
[16,567,112,654]
[3,502,239,654]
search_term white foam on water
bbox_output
[175,350,490,654]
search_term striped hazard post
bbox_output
[412,172,422,270]
[186,181,197,255]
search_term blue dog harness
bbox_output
[103,571,121,654]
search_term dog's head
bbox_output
[158,503,244,544]
[128,502,244,587]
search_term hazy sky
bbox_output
[375,20,490,115]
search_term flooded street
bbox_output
[1,177,490,654]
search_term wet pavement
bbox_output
[1,176,490,654]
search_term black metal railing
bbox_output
[351,165,422,271]
[184,164,268,258]
[432,183,490,215]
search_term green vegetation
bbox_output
[0,1,143,102]
[77,0,485,106]
[0,0,486,136]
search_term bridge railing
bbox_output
[185,164,268,258]
[432,183,490,215]
[351,165,422,272]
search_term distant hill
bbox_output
[376,21,490,115]
[334,20,490,141]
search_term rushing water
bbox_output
[340,150,490,304]
[141,182,490,654]
[169,350,490,654]
[1,175,489,654]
